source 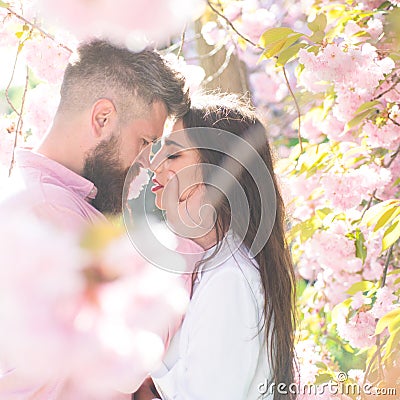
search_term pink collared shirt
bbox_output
[0,149,106,231]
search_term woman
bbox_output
[135,94,296,400]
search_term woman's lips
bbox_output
[151,178,164,192]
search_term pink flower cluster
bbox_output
[0,116,17,173]
[24,83,60,141]
[249,66,288,105]
[363,120,400,150]
[0,213,190,398]
[35,0,204,46]
[336,310,376,349]
[298,43,395,123]
[320,164,392,211]
[298,221,362,305]
[22,36,71,84]
[370,286,397,319]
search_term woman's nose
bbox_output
[150,148,165,173]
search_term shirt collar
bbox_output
[15,149,98,200]
[196,230,245,283]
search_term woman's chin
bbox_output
[155,195,165,211]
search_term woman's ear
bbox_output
[91,98,117,138]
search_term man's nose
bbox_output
[137,145,152,169]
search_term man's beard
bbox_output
[82,135,140,215]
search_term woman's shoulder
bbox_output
[199,233,261,283]
[195,236,263,306]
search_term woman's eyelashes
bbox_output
[166,153,180,160]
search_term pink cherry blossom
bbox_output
[0,212,190,398]
[35,0,205,45]
[0,116,17,170]
[363,120,400,150]
[370,286,397,319]
[239,8,277,43]
[351,291,372,310]
[224,1,242,21]
[24,83,60,141]
[320,164,392,211]
[201,21,227,46]
[336,310,376,348]
[249,68,288,105]
[22,36,71,84]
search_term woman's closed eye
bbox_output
[166,153,180,160]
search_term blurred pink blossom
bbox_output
[239,8,277,43]
[249,68,288,105]
[24,83,60,141]
[0,213,190,398]
[201,21,227,46]
[321,164,392,211]
[35,0,205,45]
[336,310,376,348]
[370,287,397,319]
[22,36,71,84]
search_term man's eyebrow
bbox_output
[164,139,185,148]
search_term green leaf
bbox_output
[345,109,374,131]
[374,205,400,232]
[315,207,332,221]
[0,1,9,7]
[259,27,295,47]
[287,217,322,243]
[355,229,367,263]
[387,269,400,276]
[315,372,334,384]
[315,361,328,370]
[375,308,400,335]
[382,218,400,251]
[383,327,400,362]
[355,100,381,114]
[261,33,303,59]
[347,280,375,295]
[309,30,326,44]
[308,13,328,32]
[276,42,305,66]
[262,39,287,58]
[362,200,400,227]
[332,299,351,322]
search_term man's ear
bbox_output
[91,98,117,138]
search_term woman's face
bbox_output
[150,119,202,210]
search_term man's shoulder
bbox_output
[1,172,79,209]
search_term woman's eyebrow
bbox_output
[164,139,185,148]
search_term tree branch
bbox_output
[383,142,400,168]
[207,1,261,49]
[207,0,303,151]
[6,6,72,54]
[8,66,29,177]
[283,66,303,152]
[373,75,400,101]
[5,46,21,116]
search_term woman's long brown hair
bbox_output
[181,94,297,400]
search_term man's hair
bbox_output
[58,39,190,122]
